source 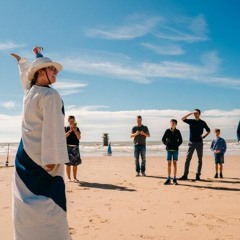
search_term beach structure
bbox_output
[102,133,109,146]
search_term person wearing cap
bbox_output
[11,49,71,240]
[179,109,210,181]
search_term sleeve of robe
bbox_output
[40,90,69,165]
[18,58,31,90]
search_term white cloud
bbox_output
[201,51,222,71]
[0,41,25,50]
[0,108,239,142]
[85,15,162,40]
[0,114,21,142]
[85,13,208,43]
[66,105,109,111]
[61,55,151,84]
[155,14,209,43]
[0,101,16,109]
[62,107,239,142]
[54,80,87,96]
[141,42,184,56]
[59,50,240,88]
[207,76,240,87]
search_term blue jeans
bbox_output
[134,144,146,173]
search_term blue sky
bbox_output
[0,0,239,142]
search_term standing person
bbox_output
[130,115,150,176]
[210,129,227,178]
[107,142,112,156]
[237,121,240,143]
[162,119,183,185]
[65,115,81,182]
[11,48,71,240]
[179,109,210,181]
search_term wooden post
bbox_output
[102,133,109,146]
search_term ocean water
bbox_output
[0,140,239,163]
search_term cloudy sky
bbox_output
[0,0,239,142]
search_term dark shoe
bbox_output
[164,178,171,185]
[214,173,218,178]
[142,172,146,177]
[173,178,178,185]
[136,173,140,177]
[220,173,223,178]
[179,175,188,180]
[196,174,201,181]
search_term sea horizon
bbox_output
[1,139,238,160]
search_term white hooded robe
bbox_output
[13,58,71,240]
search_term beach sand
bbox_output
[1,154,240,240]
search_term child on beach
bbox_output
[210,129,227,178]
[162,119,183,185]
[11,49,71,239]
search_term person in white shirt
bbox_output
[11,47,71,240]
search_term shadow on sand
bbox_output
[78,181,136,192]
[178,181,240,192]
[145,175,166,180]
[145,176,240,191]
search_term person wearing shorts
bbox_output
[162,119,183,185]
[210,128,227,178]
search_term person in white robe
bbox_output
[11,48,72,240]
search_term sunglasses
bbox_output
[47,66,58,72]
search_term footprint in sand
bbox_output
[89,215,109,225]
[186,212,196,218]
[204,224,217,230]
[139,234,155,239]
[186,221,197,227]
[69,227,76,235]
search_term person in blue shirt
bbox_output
[179,109,211,181]
[210,129,227,178]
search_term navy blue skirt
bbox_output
[65,145,81,166]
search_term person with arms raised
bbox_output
[179,109,210,181]
[11,47,71,240]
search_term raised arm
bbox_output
[11,53,31,90]
[74,128,81,140]
[182,112,194,121]
[11,53,21,62]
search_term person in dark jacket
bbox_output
[162,119,183,185]
[237,121,240,143]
